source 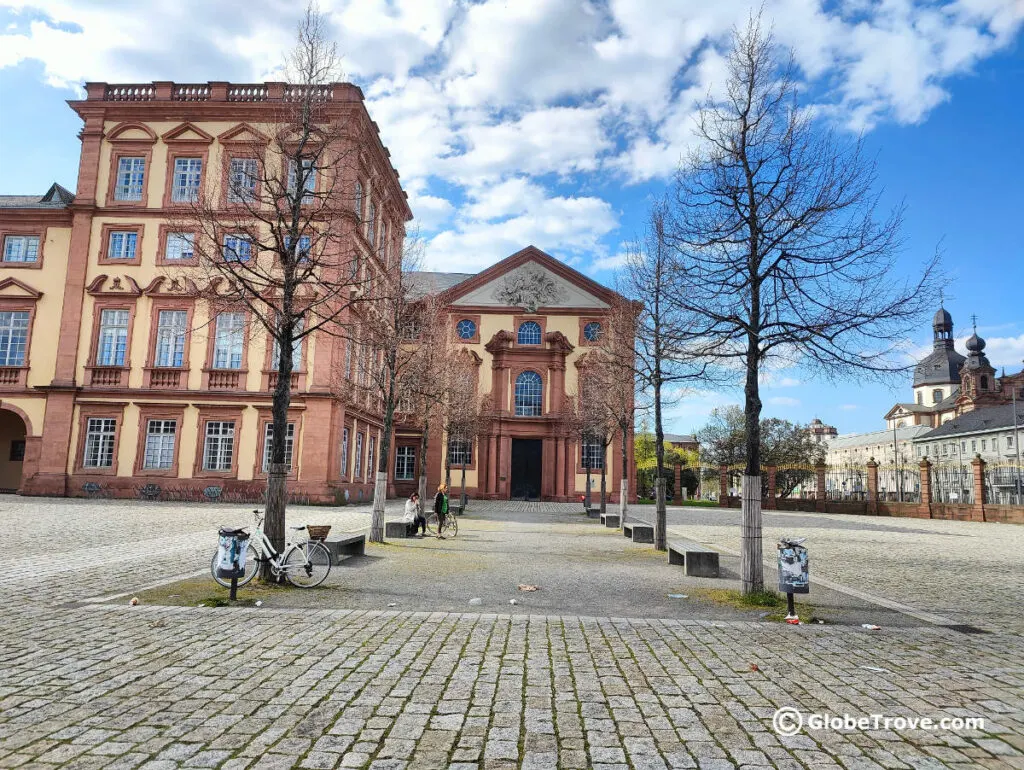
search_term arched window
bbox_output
[517,321,541,345]
[514,371,542,416]
[456,319,477,340]
[583,321,602,342]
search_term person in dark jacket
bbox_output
[433,483,448,539]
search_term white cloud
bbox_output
[840,404,859,411]
[983,334,1024,369]
[767,396,802,407]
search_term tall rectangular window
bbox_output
[366,200,377,246]
[228,158,258,203]
[223,235,252,262]
[107,231,138,260]
[284,235,312,261]
[114,157,146,201]
[83,417,116,468]
[395,446,415,480]
[262,422,295,472]
[164,233,195,261]
[203,421,235,471]
[154,310,187,367]
[2,235,40,263]
[213,312,244,369]
[0,311,30,367]
[97,309,129,366]
[367,435,376,477]
[288,158,315,203]
[171,157,203,202]
[340,427,350,476]
[271,319,303,370]
[447,438,472,467]
[581,436,605,470]
[354,432,364,478]
[143,419,177,470]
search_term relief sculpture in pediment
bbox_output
[493,266,565,311]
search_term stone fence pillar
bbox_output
[971,454,987,522]
[719,464,728,507]
[866,458,879,515]
[674,464,682,504]
[765,465,777,510]
[919,459,932,518]
[814,461,827,512]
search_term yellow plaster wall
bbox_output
[22,226,71,387]
[0,396,45,437]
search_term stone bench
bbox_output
[600,512,620,528]
[584,506,600,519]
[668,540,720,578]
[323,534,366,565]
[385,520,416,539]
[623,522,654,543]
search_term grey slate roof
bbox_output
[919,403,1024,440]
[913,344,966,386]
[664,433,697,444]
[0,183,75,209]
[404,271,475,299]
[828,425,932,450]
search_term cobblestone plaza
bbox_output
[0,498,1021,769]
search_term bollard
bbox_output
[777,536,809,621]
[216,527,251,601]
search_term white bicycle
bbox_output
[210,509,332,589]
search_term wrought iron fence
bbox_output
[930,464,974,505]
[824,465,867,501]
[876,465,921,503]
[698,465,720,501]
[983,463,1024,506]
[774,464,816,500]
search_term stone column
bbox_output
[487,434,498,498]
[718,464,728,507]
[866,458,879,515]
[765,465,777,510]
[673,464,682,504]
[815,462,827,512]
[971,454,987,522]
[919,458,932,518]
[555,438,566,500]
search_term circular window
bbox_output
[583,321,602,342]
[456,319,477,340]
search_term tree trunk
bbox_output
[370,370,397,544]
[585,464,592,509]
[653,376,667,551]
[619,424,629,521]
[418,422,430,517]
[600,448,607,514]
[741,331,764,594]
[460,462,467,511]
[262,319,294,582]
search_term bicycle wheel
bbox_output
[211,540,263,588]
[443,514,458,538]
[283,541,332,588]
[425,512,439,535]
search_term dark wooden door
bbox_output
[510,439,542,500]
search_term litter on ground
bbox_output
[861,624,882,631]
[667,593,688,599]
[518,584,540,592]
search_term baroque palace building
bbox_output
[0,81,634,502]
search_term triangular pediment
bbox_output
[161,122,214,144]
[218,123,269,145]
[446,246,617,310]
[0,278,43,300]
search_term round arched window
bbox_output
[517,321,542,345]
[583,321,602,342]
[514,371,543,416]
[456,319,477,340]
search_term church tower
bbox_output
[955,319,999,413]
[912,306,965,408]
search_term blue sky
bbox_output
[1,0,1022,436]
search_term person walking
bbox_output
[433,483,448,539]
[404,492,426,536]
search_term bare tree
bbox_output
[666,16,940,593]
[170,7,387,569]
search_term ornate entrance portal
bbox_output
[511,439,542,500]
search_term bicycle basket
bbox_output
[307,525,332,540]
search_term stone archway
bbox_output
[0,408,28,493]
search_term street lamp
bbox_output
[1014,359,1023,505]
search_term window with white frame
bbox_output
[514,370,542,416]
[354,181,364,220]
[142,419,177,470]
[171,157,203,202]
[288,158,316,203]
[447,438,472,467]
[107,231,137,260]
[164,232,195,261]
[213,312,245,369]
[271,318,303,371]
[366,200,377,246]
[203,421,235,471]
[262,422,295,472]
[581,435,605,470]
[395,445,415,480]
[517,321,542,345]
[285,235,312,261]
[114,156,146,201]
[96,309,129,366]
[354,432,364,478]
[367,435,376,477]
[83,417,116,468]
[227,157,258,203]
[0,311,30,367]
[154,310,187,367]
[223,234,252,262]
[2,235,40,263]
[341,427,350,476]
